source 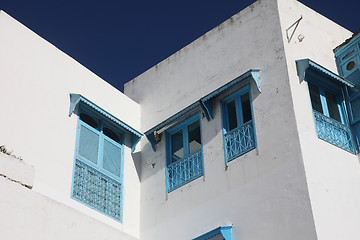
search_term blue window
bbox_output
[308,82,345,122]
[72,106,124,222]
[166,114,203,192]
[221,85,256,164]
[307,77,354,153]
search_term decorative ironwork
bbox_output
[224,120,256,162]
[313,110,355,153]
[73,159,122,221]
[167,150,203,192]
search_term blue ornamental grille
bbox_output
[72,159,122,221]
[313,110,355,153]
[224,120,256,162]
[167,149,203,192]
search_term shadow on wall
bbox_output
[132,151,141,182]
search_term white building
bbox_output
[1,0,360,239]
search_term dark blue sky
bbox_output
[1,0,358,92]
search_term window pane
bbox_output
[103,127,120,143]
[171,129,184,163]
[308,83,323,114]
[103,139,121,177]
[188,120,201,154]
[325,91,342,122]
[241,93,252,123]
[80,113,98,129]
[78,125,99,164]
[227,100,238,131]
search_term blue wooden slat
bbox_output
[69,94,142,152]
[78,124,100,164]
[103,138,122,177]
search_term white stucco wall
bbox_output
[0,11,140,238]
[278,1,360,239]
[2,0,359,239]
[125,0,317,239]
[0,153,137,240]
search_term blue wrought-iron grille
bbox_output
[313,110,355,153]
[224,120,256,162]
[73,159,122,221]
[167,149,203,192]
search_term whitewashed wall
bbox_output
[0,153,137,240]
[125,0,319,239]
[278,0,360,239]
[0,11,140,238]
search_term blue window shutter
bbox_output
[71,96,129,223]
[78,124,99,164]
[103,138,122,177]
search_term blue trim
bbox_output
[71,107,125,222]
[145,102,200,136]
[131,135,142,153]
[146,133,156,152]
[334,33,360,84]
[200,69,260,120]
[165,113,203,192]
[144,102,200,152]
[201,70,260,104]
[69,94,142,153]
[166,113,201,162]
[305,71,356,153]
[353,122,360,150]
[193,226,232,240]
[306,72,349,125]
[296,59,354,88]
[144,69,260,151]
[334,32,360,58]
[347,92,360,125]
[220,85,257,167]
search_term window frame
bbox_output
[221,85,254,133]
[165,113,204,192]
[166,114,202,165]
[220,84,257,164]
[306,71,355,153]
[307,76,347,124]
[71,105,125,222]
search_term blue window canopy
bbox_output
[193,226,232,240]
[69,94,142,153]
[296,59,355,88]
[145,69,260,152]
[200,69,260,120]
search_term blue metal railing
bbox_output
[167,149,203,192]
[224,120,256,162]
[72,159,122,221]
[313,110,355,153]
